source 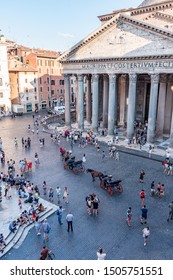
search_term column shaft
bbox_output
[92,74,99,131]
[77,74,84,130]
[108,74,117,135]
[156,75,167,137]
[64,74,71,128]
[86,75,92,124]
[119,75,126,126]
[147,74,159,143]
[127,74,137,140]
[102,75,109,128]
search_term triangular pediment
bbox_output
[60,14,173,62]
[139,0,171,7]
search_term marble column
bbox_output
[147,74,159,143]
[98,76,103,122]
[108,74,117,135]
[119,75,127,126]
[77,74,84,130]
[74,75,78,123]
[92,74,99,132]
[169,109,173,148]
[127,74,137,140]
[86,74,92,124]
[102,74,109,128]
[156,74,167,138]
[64,74,71,128]
[164,75,173,133]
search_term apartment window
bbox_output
[25,87,28,93]
[39,68,41,73]
[51,90,54,95]
[26,97,29,101]
[47,77,49,84]
[45,60,48,66]
[71,79,73,85]
[40,87,42,92]
[0,92,3,98]
[0,78,2,86]
[34,87,37,92]
[40,77,42,84]
[59,80,64,85]
[51,80,55,85]
[38,59,42,66]
[48,87,49,91]
[25,78,28,83]
[34,78,36,83]
[35,96,37,100]
[57,89,59,94]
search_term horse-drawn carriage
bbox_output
[87,169,123,195]
[64,156,85,174]
[99,175,123,195]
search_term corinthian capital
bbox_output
[92,74,99,82]
[150,74,159,83]
[129,74,137,83]
[77,74,84,82]
[64,74,70,81]
[108,74,117,82]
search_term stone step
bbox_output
[0,207,57,258]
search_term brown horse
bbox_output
[86,169,104,182]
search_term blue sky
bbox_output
[0,0,142,52]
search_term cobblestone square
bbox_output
[0,114,173,260]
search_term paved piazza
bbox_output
[0,114,173,260]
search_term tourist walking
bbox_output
[92,198,99,216]
[140,189,146,206]
[102,151,105,160]
[140,205,148,224]
[42,181,47,195]
[82,154,86,163]
[126,207,132,226]
[42,219,51,240]
[63,187,69,203]
[142,226,150,246]
[48,187,54,202]
[40,245,49,260]
[139,169,145,183]
[57,206,64,225]
[66,211,74,232]
[167,201,173,222]
[56,186,61,204]
[96,248,106,260]
[150,181,155,196]
[35,216,42,235]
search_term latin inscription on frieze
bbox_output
[81,61,173,71]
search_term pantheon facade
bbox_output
[60,0,173,146]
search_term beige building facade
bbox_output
[60,0,173,147]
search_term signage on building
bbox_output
[81,60,173,71]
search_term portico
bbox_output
[60,0,173,147]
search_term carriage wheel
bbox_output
[117,184,123,193]
[81,166,85,172]
[73,167,78,175]
[108,187,113,196]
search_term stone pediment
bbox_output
[60,13,173,62]
[139,0,171,7]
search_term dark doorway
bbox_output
[145,83,150,122]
